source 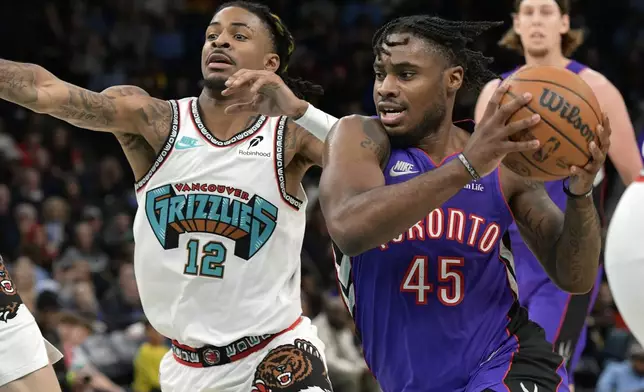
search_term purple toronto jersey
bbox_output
[335,140,520,391]
[502,60,588,301]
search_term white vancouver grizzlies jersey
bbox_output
[133,97,306,347]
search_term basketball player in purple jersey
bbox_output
[474,1,643,387]
[319,15,610,392]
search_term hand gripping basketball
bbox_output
[462,84,542,177]
[567,113,611,195]
[221,69,306,117]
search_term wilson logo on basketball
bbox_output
[539,88,595,144]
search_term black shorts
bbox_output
[474,305,568,392]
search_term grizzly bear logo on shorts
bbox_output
[251,339,332,392]
[0,256,21,323]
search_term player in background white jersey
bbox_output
[605,171,644,346]
[0,255,63,391]
[0,1,339,390]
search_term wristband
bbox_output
[563,178,592,199]
[457,153,481,180]
[292,103,338,141]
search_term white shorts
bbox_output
[159,317,333,392]
[0,304,63,386]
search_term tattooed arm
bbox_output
[101,86,159,180]
[506,169,601,294]
[0,60,170,139]
[284,120,324,167]
[319,115,473,256]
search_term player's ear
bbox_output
[511,12,521,35]
[263,54,280,73]
[446,66,463,93]
[559,14,571,35]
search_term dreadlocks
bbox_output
[372,15,502,91]
[216,1,323,99]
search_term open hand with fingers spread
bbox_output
[462,83,542,178]
[566,113,612,195]
[221,69,307,118]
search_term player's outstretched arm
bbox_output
[319,115,475,256]
[0,60,170,143]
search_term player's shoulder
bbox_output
[578,67,614,90]
[332,115,385,138]
[329,115,390,160]
[480,78,503,95]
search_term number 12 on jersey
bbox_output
[401,256,464,306]
[184,239,226,278]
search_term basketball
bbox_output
[500,65,602,181]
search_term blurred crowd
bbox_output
[1,0,644,391]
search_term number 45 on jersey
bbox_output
[401,256,464,306]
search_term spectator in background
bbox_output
[101,262,144,332]
[0,185,19,258]
[597,341,644,392]
[58,221,109,274]
[42,196,70,258]
[0,118,21,162]
[36,290,70,389]
[313,294,374,392]
[132,319,167,392]
[50,126,83,175]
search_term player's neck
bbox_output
[416,116,463,163]
[197,91,256,140]
[524,50,569,68]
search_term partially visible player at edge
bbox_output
[0,2,341,391]
[474,1,643,387]
[320,15,608,392]
[0,256,63,391]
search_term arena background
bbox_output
[0,0,643,391]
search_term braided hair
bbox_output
[216,1,323,99]
[372,15,502,91]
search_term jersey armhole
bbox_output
[273,116,305,210]
[134,100,181,192]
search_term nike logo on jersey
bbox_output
[520,382,538,392]
[390,161,419,177]
[175,136,203,150]
[145,184,278,260]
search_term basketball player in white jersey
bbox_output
[0,1,340,390]
[0,255,63,391]
[605,171,644,346]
